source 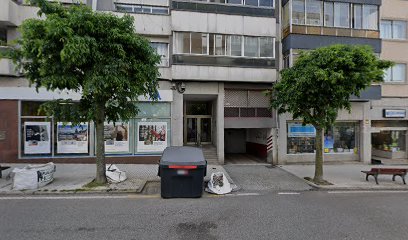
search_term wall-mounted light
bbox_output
[171,81,186,94]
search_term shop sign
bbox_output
[288,123,316,137]
[24,122,51,154]
[104,122,129,153]
[137,122,167,152]
[383,109,406,118]
[57,122,89,154]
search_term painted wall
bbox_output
[0,100,18,162]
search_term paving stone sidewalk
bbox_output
[282,163,408,190]
[0,163,236,195]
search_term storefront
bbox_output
[0,87,173,163]
[371,120,408,160]
[286,121,360,155]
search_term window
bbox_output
[282,3,290,28]
[227,0,242,4]
[115,4,168,15]
[259,37,274,57]
[292,0,305,25]
[259,0,273,7]
[334,3,349,28]
[384,64,406,82]
[244,36,259,57]
[306,0,322,26]
[353,4,363,29]
[245,0,258,6]
[381,20,407,40]
[229,35,242,56]
[324,123,358,154]
[175,32,274,58]
[323,2,334,27]
[362,5,378,30]
[150,43,169,67]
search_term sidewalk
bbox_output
[281,163,408,190]
[0,164,236,195]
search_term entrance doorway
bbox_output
[184,101,213,145]
[185,117,212,145]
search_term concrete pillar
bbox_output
[266,128,275,164]
[216,83,225,164]
[360,102,372,164]
[171,90,183,146]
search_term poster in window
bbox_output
[57,122,88,154]
[137,122,167,152]
[24,122,51,154]
[104,122,129,153]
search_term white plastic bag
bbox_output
[207,172,232,195]
[12,162,56,190]
[106,164,127,183]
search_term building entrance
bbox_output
[184,101,213,145]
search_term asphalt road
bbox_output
[1,191,408,240]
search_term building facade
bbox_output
[0,0,277,164]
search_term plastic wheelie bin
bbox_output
[158,146,207,198]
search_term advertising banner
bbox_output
[57,122,88,154]
[104,122,129,153]
[288,123,316,137]
[137,122,167,152]
[24,122,51,154]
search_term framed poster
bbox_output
[24,122,51,154]
[104,122,129,153]
[57,122,88,154]
[137,122,167,152]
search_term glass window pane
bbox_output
[325,123,357,153]
[334,3,349,28]
[137,103,171,117]
[306,0,322,26]
[191,33,207,54]
[259,0,273,7]
[209,34,215,55]
[293,0,305,25]
[363,5,378,30]
[259,37,274,57]
[175,32,189,54]
[230,35,242,56]
[287,122,316,154]
[392,64,406,82]
[141,6,151,13]
[227,0,242,4]
[283,3,290,28]
[380,21,392,39]
[324,2,333,27]
[245,0,258,6]
[214,34,226,55]
[384,67,392,82]
[393,21,407,40]
[244,36,259,57]
[150,42,168,67]
[116,5,133,12]
[151,7,168,15]
[133,5,143,13]
[353,4,362,29]
[210,0,226,3]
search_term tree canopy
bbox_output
[270,44,392,183]
[11,0,161,124]
[10,0,161,183]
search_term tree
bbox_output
[9,0,161,183]
[270,44,392,184]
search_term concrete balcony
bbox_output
[172,64,277,83]
[112,12,171,36]
[0,58,19,76]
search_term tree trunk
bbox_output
[313,126,324,183]
[94,103,107,184]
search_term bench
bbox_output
[0,165,10,178]
[361,168,407,185]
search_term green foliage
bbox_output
[271,44,393,129]
[10,0,161,125]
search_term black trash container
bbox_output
[158,146,207,198]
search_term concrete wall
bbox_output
[172,65,277,83]
[171,11,276,37]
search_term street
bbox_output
[1,191,408,240]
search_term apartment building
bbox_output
[371,0,408,163]
[0,0,278,164]
[278,0,383,164]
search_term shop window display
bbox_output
[287,122,358,154]
[372,130,406,152]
